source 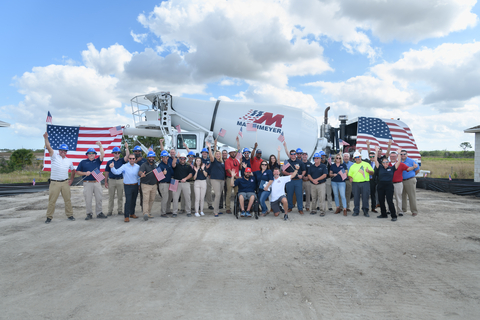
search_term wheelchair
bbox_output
[233,192,260,219]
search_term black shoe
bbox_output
[310,211,317,215]
[398,213,403,216]
[160,214,169,218]
[187,213,192,217]
[143,214,148,221]
[85,214,93,220]
[391,218,397,221]
[219,205,223,209]
[45,218,51,224]
[329,208,333,211]
[284,214,288,220]
[280,208,285,213]
[208,206,214,210]
[377,215,388,219]
[172,214,177,218]
[97,212,107,219]
[364,213,370,217]
[118,212,123,216]
[352,213,359,216]
[68,216,75,221]
[107,212,113,216]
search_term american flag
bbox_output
[218,128,226,137]
[278,132,285,143]
[148,145,154,151]
[169,179,179,192]
[43,125,123,172]
[153,168,165,181]
[176,124,181,133]
[246,122,257,131]
[339,139,349,146]
[32,178,36,186]
[339,169,347,181]
[328,155,332,165]
[282,162,290,171]
[449,174,452,181]
[358,165,365,178]
[91,168,105,182]
[235,150,242,161]
[238,127,243,138]
[424,172,427,178]
[46,111,52,124]
[109,125,123,136]
[355,117,420,161]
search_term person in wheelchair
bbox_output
[231,165,257,217]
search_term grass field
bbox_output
[421,157,474,179]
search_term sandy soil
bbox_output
[0,187,479,320]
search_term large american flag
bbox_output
[43,124,123,172]
[355,117,420,161]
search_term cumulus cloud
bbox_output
[130,31,148,43]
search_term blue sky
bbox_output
[1,0,479,151]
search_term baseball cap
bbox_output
[245,167,252,173]
[256,149,262,154]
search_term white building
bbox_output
[464,125,480,182]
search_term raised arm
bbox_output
[43,132,54,156]
[183,141,191,153]
[124,142,130,162]
[366,140,371,155]
[374,146,380,168]
[159,138,165,151]
[171,153,178,168]
[394,148,402,169]
[96,141,104,162]
[283,140,289,158]
[236,136,241,152]
[251,142,258,156]
[385,140,392,158]
[206,141,214,162]
[277,145,281,163]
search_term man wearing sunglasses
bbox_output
[348,151,375,217]
[76,141,106,220]
[104,143,130,216]
[171,152,194,217]
[400,150,420,216]
[110,154,141,222]
[43,132,76,224]
[283,149,306,214]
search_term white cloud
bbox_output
[130,31,148,43]
[82,43,132,76]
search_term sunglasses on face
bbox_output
[261,163,267,166]
[400,153,407,156]
[382,161,389,164]
[369,155,375,158]
[113,152,120,154]
[87,152,95,155]
[129,158,135,160]
[335,157,341,159]
[354,156,360,159]
[290,153,296,155]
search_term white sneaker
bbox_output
[195,212,200,217]
[200,212,205,216]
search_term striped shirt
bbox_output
[50,151,74,180]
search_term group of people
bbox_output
[43,131,419,224]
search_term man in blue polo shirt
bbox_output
[400,150,420,216]
[231,167,257,217]
[104,143,130,216]
[76,141,105,220]
[308,152,328,216]
[157,150,174,218]
[283,149,306,214]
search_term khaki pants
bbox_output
[325,179,333,209]
[107,178,123,214]
[393,182,404,215]
[180,181,195,212]
[159,183,170,215]
[142,184,157,216]
[402,178,418,214]
[194,180,207,213]
[205,177,213,207]
[83,181,103,215]
[302,180,311,209]
[173,182,191,214]
[311,183,326,214]
[211,179,225,215]
[46,180,73,219]
[339,179,352,210]
[225,177,238,211]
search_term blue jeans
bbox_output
[331,181,346,208]
[286,179,303,211]
[259,189,271,213]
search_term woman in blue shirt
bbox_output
[254,160,274,216]
[329,152,348,216]
[207,140,225,217]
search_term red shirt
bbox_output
[250,156,263,172]
[390,162,408,183]
[225,157,240,177]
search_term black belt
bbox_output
[109,177,123,180]
[51,179,66,182]
[159,182,170,184]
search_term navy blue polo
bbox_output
[76,157,102,181]
[234,175,257,193]
[157,161,173,183]
[105,158,126,179]
[308,163,328,184]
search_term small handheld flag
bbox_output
[278,132,285,143]
[359,165,365,178]
[218,128,226,137]
[235,150,242,161]
[328,155,332,165]
[46,111,52,124]
[33,178,36,186]
[153,168,165,181]
[176,125,181,133]
[339,169,347,181]
[282,162,290,171]
[339,139,349,146]
[424,172,427,178]
[148,145,154,151]
[246,122,257,131]
[238,127,243,138]
[449,174,452,181]
[109,125,123,136]
[92,168,105,183]
[169,178,179,192]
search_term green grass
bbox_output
[421,157,474,179]
[0,170,50,184]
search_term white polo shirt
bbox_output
[50,151,74,181]
[270,176,291,202]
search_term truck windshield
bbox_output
[177,134,197,149]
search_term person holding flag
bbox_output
[109,154,141,222]
[157,150,174,218]
[43,132,76,224]
[348,151,375,217]
[139,151,159,221]
[224,146,240,214]
[329,152,348,216]
[76,141,106,220]
[104,143,130,216]
[282,146,306,215]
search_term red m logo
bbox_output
[253,112,284,128]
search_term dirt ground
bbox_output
[1,187,479,320]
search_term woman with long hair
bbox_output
[255,160,274,216]
[268,146,282,172]
[329,152,348,216]
[206,139,226,217]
